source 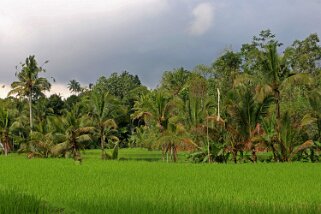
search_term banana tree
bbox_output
[190,116,229,163]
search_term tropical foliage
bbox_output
[1,30,321,164]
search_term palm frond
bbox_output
[280,73,313,90]
[289,140,314,160]
[301,114,317,127]
[76,134,92,143]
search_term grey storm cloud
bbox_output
[1,0,321,92]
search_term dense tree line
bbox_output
[1,30,321,163]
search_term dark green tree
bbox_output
[8,55,51,130]
[67,80,82,94]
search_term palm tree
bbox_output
[156,122,194,162]
[132,91,186,158]
[257,112,314,162]
[26,117,58,158]
[160,67,191,95]
[218,87,274,163]
[131,94,154,126]
[261,43,312,158]
[68,80,82,94]
[301,90,321,141]
[51,104,94,162]
[90,90,119,159]
[8,55,51,130]
[261,43,312,120]
[132,91,175,131]
[0,109,16,156]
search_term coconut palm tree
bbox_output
[0,109,16,156]
[68,80,82,94]
[257,112,314,162]
[50,104,94,162]
[160,67,191,95]
[261,43,312,124]
[132,91,175,131]
[301,89,321,141]
[258,43,313,159]
[132,91,187,157]
[8,55,51,130]
[90,90,119,159]
[26,117,60,158]
[218,87,274,162]
[156,116,196,162]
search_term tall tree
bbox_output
[261,43,311,121]
[284,33,321,74]
[261,43,312,160]
[51,104,94,162]
[90,90,119,159]
[301,89,321,142]
[47,94,65,116]
[96,71,141,99]
[68,80,82,94]
[225,87,274,162]
[160,67,191,95]
[241,29,282,75]
[0,109,16,155]
[8,55,51,130]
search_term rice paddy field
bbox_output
[1,149,321,214]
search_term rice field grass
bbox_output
[0,149,321,213]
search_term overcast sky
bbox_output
[1,0,321,98]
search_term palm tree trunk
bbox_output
[101,136,106,160]
[166,149,169,163]
[274,88,288,162]
[232,149,237,163]
[274,89,281,140]
[71,132,81,162]
[274,89,281,120]
[207,117,211,163]
[217,88,220,121]
[271,143,278,162]
[4,131,9,156]
[29,94,33,131]
[274,88,282,159]
[173,145,177,162]
[100,128,106,160]
[4,145,8,156]
[162,144,165,161]
[251,146,257,163]
[1,138,8,156]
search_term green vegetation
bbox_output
[1,150,321,213]
[1,30,320,163]
[1,29,321,213]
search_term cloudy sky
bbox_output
[1,0,321,98]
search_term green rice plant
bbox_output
[0,149,321,213]
[0,188,63,213]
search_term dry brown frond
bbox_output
[289,140,314,160]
